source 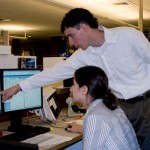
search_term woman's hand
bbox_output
[66,122,83,133]
[38,146,47,150]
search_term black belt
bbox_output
[118,90,150,104]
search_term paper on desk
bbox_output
[22,133,73,149]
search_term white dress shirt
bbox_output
[19,26,150,99]
[83,99,140,150]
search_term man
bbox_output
[0,8,150,143]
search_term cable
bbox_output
[38,117,65,129]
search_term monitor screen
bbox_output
[2,69,42,112]
[0,69,43,132]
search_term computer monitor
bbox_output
[0,69,43,132]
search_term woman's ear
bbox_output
[81,85,88,95]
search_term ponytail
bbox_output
[103,90,118,110]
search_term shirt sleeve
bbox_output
[19,49,85,92]
[129,28,150,63]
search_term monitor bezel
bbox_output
[0,68,43,114]
[0,68,43,132]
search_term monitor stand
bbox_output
[8,111,33,132]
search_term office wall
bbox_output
[11,36,67,67]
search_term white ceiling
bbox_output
[0,0,150,39]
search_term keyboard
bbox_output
[0,126,50,141]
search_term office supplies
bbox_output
[64,119,84,126]
[35,86,61,123]
[23,132,73,149]
[65,125,72,131]
[66,97,83,117]
[71,105,86,114]
[18,57,36,69]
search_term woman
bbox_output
[68,66,139,150]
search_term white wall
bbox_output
[43,57,65,88]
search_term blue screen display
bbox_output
[0,69,43,113]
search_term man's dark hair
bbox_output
[61,8,98,33]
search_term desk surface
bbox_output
[0,111,82,150]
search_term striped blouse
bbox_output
[83,99,140,150]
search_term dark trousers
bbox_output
[119,97,150,139]
[141,129,150,150]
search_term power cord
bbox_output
[39,117,65,129]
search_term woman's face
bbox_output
[70,78,93,108]
[70,78,83,103]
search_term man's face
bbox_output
[64,24,89,50]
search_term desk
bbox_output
[0,111,82,150]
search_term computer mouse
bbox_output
[65,125,72,131]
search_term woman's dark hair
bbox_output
[61,8,98,33]
[74,66,118,110]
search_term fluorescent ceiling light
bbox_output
[0,25,27,31]
[0,25,31,40]
[0,18,11,22]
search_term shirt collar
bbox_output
[86,99,103,116]
[83,26,117,52]
[98,26,117,43]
